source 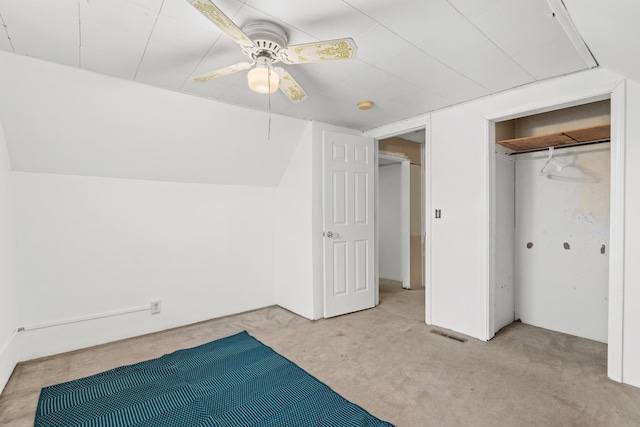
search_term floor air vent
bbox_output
[430,329,467,343]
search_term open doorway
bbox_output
[376,131,425,309]
[378,154,411,289]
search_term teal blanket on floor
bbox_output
[35,331,393,426]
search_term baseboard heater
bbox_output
[19,304,151,332]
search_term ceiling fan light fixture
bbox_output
[247,57,279,94]
[188,2,355,103]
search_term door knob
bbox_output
[326,231,334,238]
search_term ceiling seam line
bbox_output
[0,11,15,53]
[443,0,537,82]
[339,2,493,93]
[365,63,452,103]
[134,0,166,80]
[177,32,223,90]
[363,42,491,95]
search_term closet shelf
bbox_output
[497,124,610,152]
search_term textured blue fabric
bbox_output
[35,331,394,427]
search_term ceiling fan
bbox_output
[186,0,358,103]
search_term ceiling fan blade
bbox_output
[186,0,254,50]
[192,62,254,83]
[277,38,357,64]
[274,68,308,103]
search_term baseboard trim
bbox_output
[0,328,19,394]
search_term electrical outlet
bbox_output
[150,299,162,315]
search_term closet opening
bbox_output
[492,99,611,346]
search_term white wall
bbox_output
[378,164,403,281]
[0,50,321,362]
[14,172,277,360]
[514,144,610,343]
[276,123,315,319]
[430,102,490,337]
[623,80,640,384]
[0,122,18,394]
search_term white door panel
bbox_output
[323,132,375,318]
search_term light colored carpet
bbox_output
[2,280,640,426]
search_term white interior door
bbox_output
[323,131,375,318]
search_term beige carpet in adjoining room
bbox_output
[1,280,639,426]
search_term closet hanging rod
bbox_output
[509,138,610,156]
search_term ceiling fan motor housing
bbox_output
[242,21,288,61]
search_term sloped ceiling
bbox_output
[0,51,310,186]
[0,0,598,131]
[563,0,640,85]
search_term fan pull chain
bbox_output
[267,67,272,141]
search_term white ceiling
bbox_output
[0,0,598,131]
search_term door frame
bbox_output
[365,116,430,321]
[484,82,626,382]
[377,153,411,291]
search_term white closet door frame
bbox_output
[485,82,626,383]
